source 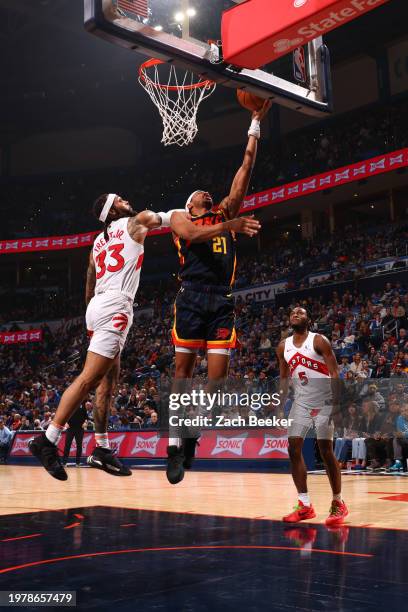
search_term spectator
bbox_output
[350,353,364,376]
[393,403,408,470]
[144,411,159,429]
[391,363,408,379]
[20,416,33,431]
[11,413,22,431]
[0,419,12,463]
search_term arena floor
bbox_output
[1,466,407,610]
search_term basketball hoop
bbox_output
[138,59,216,147]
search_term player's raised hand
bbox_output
[253,99,272,122]
[228,215,261,237]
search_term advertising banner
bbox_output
[10,429,289,460]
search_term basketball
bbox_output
[237,89,266,111]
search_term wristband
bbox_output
[157,209,184,228]
[248,118,261,140]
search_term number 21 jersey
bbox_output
[174,207,236,287]
[93,217,144,301]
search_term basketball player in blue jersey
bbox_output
[167,100,272,484]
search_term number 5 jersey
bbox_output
[284,332,332,409]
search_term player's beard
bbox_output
[291,322,308,333]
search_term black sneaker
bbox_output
[166,445,185,484]
[87,447,132,476]
[28,433,68,481]
[183,438,199,470]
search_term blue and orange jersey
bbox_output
[173,207,237,287]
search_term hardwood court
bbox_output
[1,466,407,611]
[1,466,408,528]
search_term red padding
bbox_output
[222,0,391,69]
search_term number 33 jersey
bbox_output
[93,217,144,301]
[284,332,332,409]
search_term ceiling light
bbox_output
[186,7,196,17]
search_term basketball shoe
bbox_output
[87,447,131,476]
[166,445,185,484]
[183,437,199,469]
[28,433,67,481]
[282,501,316,523]
[325,500,349,526]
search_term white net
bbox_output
[139,60,216,147]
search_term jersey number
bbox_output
[299,371,309,386]
[213,236,227,254]
[95,244,125,279]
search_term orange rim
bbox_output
[139,58,214,92]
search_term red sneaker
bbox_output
[325,500,349,526]
[282,501,316,523]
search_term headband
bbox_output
[99,193,117,223]
[185,190,203,212]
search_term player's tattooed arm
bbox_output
[276,340,290,410]
[127,211,162,241]
[128,210,189,240]
[219,100,272,220]
[85,249,96,306]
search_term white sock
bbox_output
[95,433,110,449]
[298,492,311,506]
[169,437,181,447]
[333,493,342,502]
[45,423,63,445]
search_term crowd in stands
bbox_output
[235,221,408,290]
[1,95,407,240]
[1,276,407,462]
[1,92,408,466]
[2,219,407,327]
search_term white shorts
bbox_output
[86,292,133,359]
[287,402,334,440]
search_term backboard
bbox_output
[84,0,333,116]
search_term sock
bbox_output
[298,492,310,507]
[333,493,342,502]
[169,437,181,448]
[95,433,110,449]
[46,422,64,445]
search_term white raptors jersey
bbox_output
[284,332,331,409]
[93,217,144,301]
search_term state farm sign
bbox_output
[222,0,391,67]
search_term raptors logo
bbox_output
[216,328,230,340]
[112,313,128,332]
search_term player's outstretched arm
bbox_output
[85,249,96,306]
[170,211,261,242]
[219,100,272,220]
[127,209,185,241]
